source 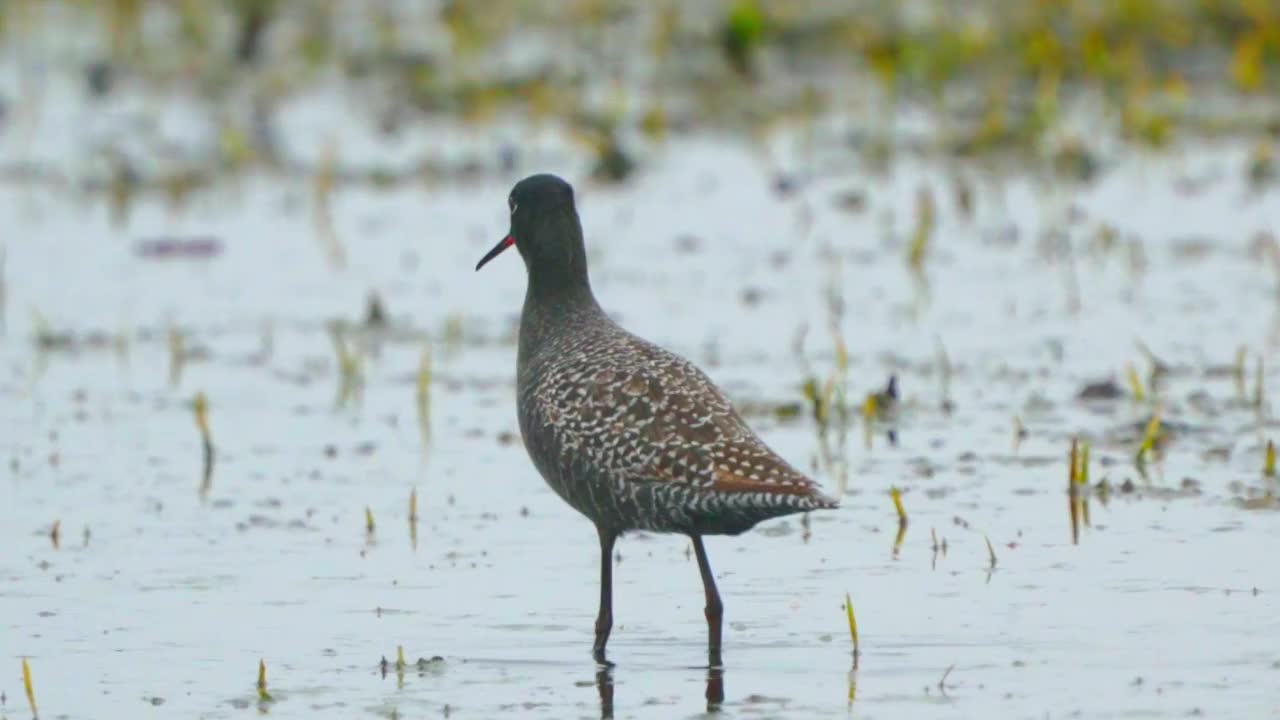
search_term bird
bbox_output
[475,173,838,667]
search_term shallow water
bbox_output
[3,67,1280,719]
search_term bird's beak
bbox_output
[475,234,514,271]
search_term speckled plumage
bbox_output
[476,173,837,666]
[518,297,836,535]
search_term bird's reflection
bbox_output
[596,666,614,719]
[595,664,725,718]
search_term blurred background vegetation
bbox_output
[1,0,1277,214]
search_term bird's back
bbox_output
[517,314,837,535]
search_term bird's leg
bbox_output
[691,535,724,668]
[593,526,618,666]
[705,664,725,712]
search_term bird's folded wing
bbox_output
[536,331,822,497]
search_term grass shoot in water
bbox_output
[409,488,419,549]
[168,327,185,387]
[329,324,363,409]
[930,527,948,570]
[890,486,907,555]
[860,391,876,451]
[906,187,935,274]
[1125,362,1144,402]
[23,657,38,718]
[1012,415,1026,453]
[394,644,408,688]
[416,344,433,446]
[257,659,273,703]
[843,591,859,666]
[193,391,214,497]
[1077,440,1091,529]
[1135,407,1162,477]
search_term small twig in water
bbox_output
[938,663,956,696]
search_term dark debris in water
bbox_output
[379,655,446,678]
[1077,379,1125,401]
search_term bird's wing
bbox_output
[533,332,823,497]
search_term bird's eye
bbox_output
[508,197,517,215]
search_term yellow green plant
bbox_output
[257,659,273,702]
[844,591,859,661]
[23,657,38,718]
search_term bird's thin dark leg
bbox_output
[705,665,725,712]
[691,535,724,668]
[593,526,618,666]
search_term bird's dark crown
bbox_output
[508,173,575,216]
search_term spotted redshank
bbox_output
[475,173,837,667]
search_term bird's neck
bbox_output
[522,220,599,323]
[519,276,607,370]
[517,219,606,364]
[526,263,593,304]
[523,277,603,331]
